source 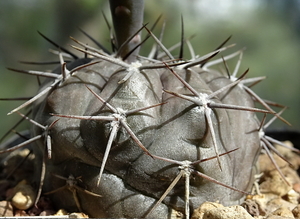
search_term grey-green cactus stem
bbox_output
[109,0,144,62]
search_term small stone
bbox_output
[170,209,184,219]
[266,198,297,214]
[287,190,300,205]
[247,194,276,215]
[39,210,57,216]
[259,171,292,196]
[69,212,89,218]
[14,209,29,216]
[266,216,294,219]
[271,207,294,218]
[292,205,300,218]
[202,205,254,219]
[11,181,36,210]
[0,201,14,217]
[191,201,224,219]
[55,209,69,216]
[242,198,264,217]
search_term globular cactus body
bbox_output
[1,1,289,218]
[30,56,261,217]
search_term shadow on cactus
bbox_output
[0,0,295,218]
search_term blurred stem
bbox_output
[109,0,144,62]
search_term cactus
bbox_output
[0,0,294,218]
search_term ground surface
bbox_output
[1,140,300,218]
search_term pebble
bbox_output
[39,209,57,216]
[191,202,253,219]
[259,171,292,196]
[202,205,253,219]
[192,201,224,219]
[266,216,295,219]
[292,204,300,218]
[0,201,14,217]
[287,190,300,205]
[69,212,89,218]
[271,207,295,218]
[55,209,69,216]
[11,180,36,210]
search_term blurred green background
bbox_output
[0,0,299,140]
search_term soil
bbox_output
[1,140,300,218]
